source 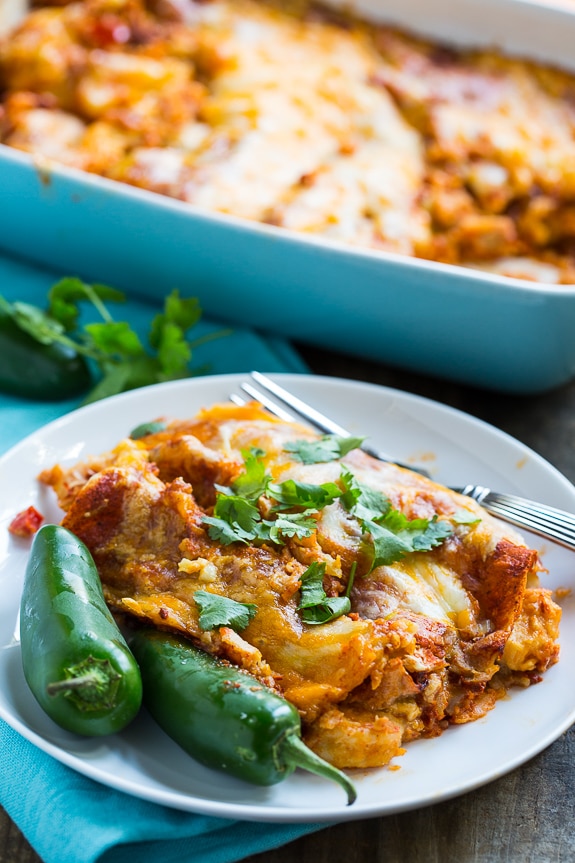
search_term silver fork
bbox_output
[231,371,575,552]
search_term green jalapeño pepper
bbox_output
[20,525,142,736]
[0,310,91,401]
[129,628,357,804]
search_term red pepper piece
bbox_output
[9,506,44,537]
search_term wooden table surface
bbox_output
[2,344,574,863]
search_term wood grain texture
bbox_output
[3,348,575,863]
[0,807,42,863]
[243,726,575,863]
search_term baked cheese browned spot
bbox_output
[3,0,575,280]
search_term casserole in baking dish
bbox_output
[1,0,575,393]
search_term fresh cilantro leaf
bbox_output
[364,514,453,569]
[0,283,224,404]
[48,278,124,331]
[339,469,391,522]
[79,290,221,401]
[154,320,192,378]
[204,485,318,546]
[194,590,257,632]
[452,509,482,525]
[230,449,269,500]
[149,292,201,349]
[267,479,342,511]
[266,510,318,543]
[364,519,416,569]
[284,434,365,464]
[338,467,454,570]
[148,293,202,379]
[300,597,351,625]
[298,561,351,625]
[338,436,366,457]
[204,449,332,546]
[82,354,166,404]
[213,482,233,496]
[298,561,327,607]
[378,508,428,534]
[164,291,202,330]
[204,495,262,545]
[202,514,253,546]
[84,321,145,357]
[411,517,454,551]
[338,470,362,511]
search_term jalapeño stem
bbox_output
[280,733,357,805]
[46,656,121,711]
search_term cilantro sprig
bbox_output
[339,469,453,570]
[365,513,453,570]
[267,478,342,511]
[204,493,321,546]
[203,448,342,546]
[215,448,269,501]
[0,277,226,404]
[203,445,454,570]
[203,496,265,545]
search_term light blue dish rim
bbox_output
[2,143,575,299]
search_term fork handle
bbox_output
[458,485,575,551]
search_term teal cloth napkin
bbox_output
[0,253,326,863]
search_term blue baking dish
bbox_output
[1,0,575,395]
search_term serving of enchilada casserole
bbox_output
[2,0,575,285]
[39,400,562,770]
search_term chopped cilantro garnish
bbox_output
[204,496,263,545]
[364,515,452,569]
[411,517,454,550]
[339,469,391,522]
[203,445,453,568]
[229,448,269,500]
[267,479,342,511]
[297,561,356,626]
[204,497,319,546]
[204,451,342,546]
[265,510,318,543]
[284,434,365,464]
[339,468,453,570]
[194,590,257,632]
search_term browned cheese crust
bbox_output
[2,0,575,283]
[38,402,561,770]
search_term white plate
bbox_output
[1,373,574,823]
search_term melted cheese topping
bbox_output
[3,0,575,280]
